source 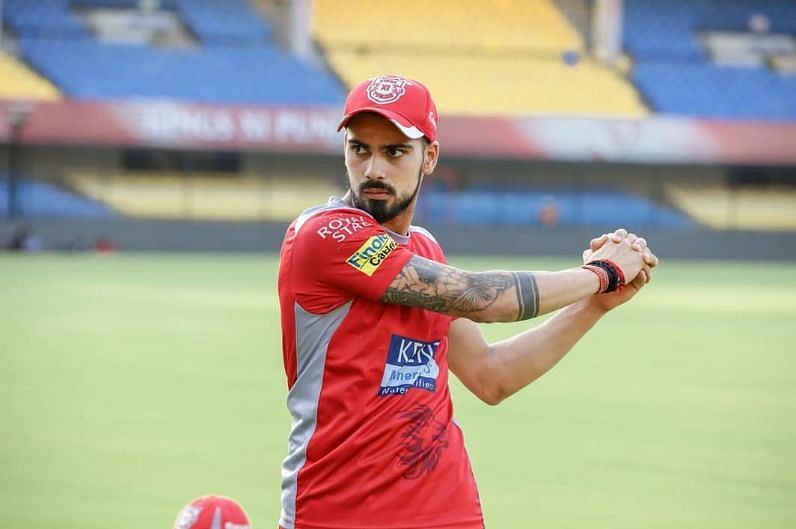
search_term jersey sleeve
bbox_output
[291,210,413,313]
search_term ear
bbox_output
[422,141,440,176]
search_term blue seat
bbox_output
[632,62,796,120]
[19,38,346,105]
[0,175,113,218]
[416,188,692,229]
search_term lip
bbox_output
[362,189,392,199]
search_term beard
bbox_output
[350,169,423,224]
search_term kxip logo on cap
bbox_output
[174,506,201,529]
[367,75,412,104]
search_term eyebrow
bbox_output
[347,139,414,151]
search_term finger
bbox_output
[582,248,592,263]
[640,264,652,284]
[611,228,628,242]
[590,233,609,251]
[624,232,638,247]
[632,237,647,252]
[644,249,659,267]
[626,271,646,292]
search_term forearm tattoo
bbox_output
[382,256,540,321]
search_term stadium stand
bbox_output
[626,0,796,120]
[694,0,796,34]
[3,0,89,38]
[5,0,345,106]
[313,0,583,54]
[0,174,113,217]
[0,52,61,100]
[666,184,796,231]
[176,0,272,45]
[314,0,647,117]
[66,171,342,221]
[631,62,796,120]
[416,187,692,229]
[328,51,646,116]
[20,38,344,104]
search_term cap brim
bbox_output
[337,108,424,139]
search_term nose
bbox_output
[363,154,387,181]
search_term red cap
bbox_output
[173,495,250,529]
[337,75,439,142]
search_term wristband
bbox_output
[581,264,608,294]
[582,259,626,293]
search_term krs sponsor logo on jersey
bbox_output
[378,334,441,397]
[346,234,396,276]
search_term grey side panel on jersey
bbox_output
[280,301,352,529]
[410,224,438,244]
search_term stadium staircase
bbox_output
[313,0,647,117]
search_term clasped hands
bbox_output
[581,228,659,310]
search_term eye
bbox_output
[387,148,405,158]
[349,143,367,155]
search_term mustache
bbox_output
[358,181,396,195]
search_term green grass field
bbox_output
[1,253,794,529]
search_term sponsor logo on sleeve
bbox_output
[378,334,441,397]
[316,215,373,242]
[346,234,396,276]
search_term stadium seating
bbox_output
[666,184,796,231]
[328,51,647,116]
[313,0,583,54]
[625,0,796,120]
[70,0,179,10]
[176,0,272,45]
[314,0,647,117]
[0,174,113,218]
[66,171,343,220]
[3,0,88,38]
[4,0,345,106]
[632,62,796,120]
[415,187,692,229]
[694,0,796,34]
[623,0,704,61]
[0,52,61,101]
[20,38,344,105]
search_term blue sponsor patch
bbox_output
[378,334,441,397]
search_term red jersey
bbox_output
[278,198,484,529]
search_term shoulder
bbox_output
[294,202,378,243]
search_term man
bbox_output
[277,75,657,529]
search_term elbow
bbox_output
[477,383,511,406]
